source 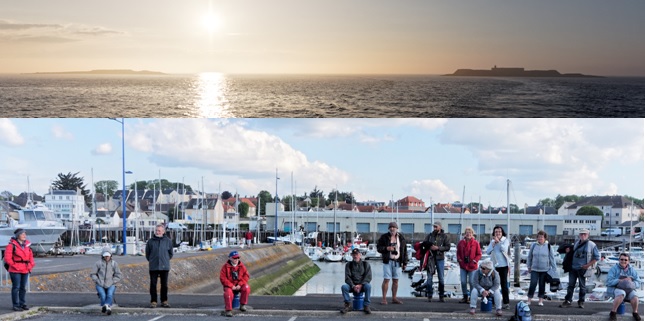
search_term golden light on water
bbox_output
[194,72,231,117]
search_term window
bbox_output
[448,224,462,235]
[424,223,433,234]
[544,225,557,236]
[400,223,414,234]
[615,213,619,216]
[519,225,533,235]
[472,224,486,236]
[356,223,370,234]
[377,223,389,234]
[326,222,340,232]
[304,222,317,232]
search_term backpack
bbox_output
[413,241,423,260]
[3,243,15,271]
[509,301,532,321]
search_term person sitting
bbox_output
[220,251,250,317]
[90,248,122,316]
[469,260,503,317]
[340,248,372,314]
[607,253,641,321]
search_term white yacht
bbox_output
[1,204,67,254]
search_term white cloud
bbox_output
[0,119,24,146]
[127,119,350,195]
[406,179,460,203]
[52,124,74,140]
[92,143,112,155]
[440,119,644,199]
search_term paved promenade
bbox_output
[0,292,642,320]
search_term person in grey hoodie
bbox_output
[146,223,174,308]
[526,230,557,306]
[470,260,503,317]
[90,248,122,315]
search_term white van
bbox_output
[601,228,622,237]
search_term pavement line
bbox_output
[423,319,430,321]
[287,317,297,321]
[148,316,165,321]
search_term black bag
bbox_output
[3,244,15,271]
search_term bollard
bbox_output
[352,292,364,311]
[232,292,241,309]
[617,302,626,315]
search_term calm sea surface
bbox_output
[2,74,644,118]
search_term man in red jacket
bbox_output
[5,228,35,311]
[220,251,250,317]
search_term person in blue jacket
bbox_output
[607,252,641,321]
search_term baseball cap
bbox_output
[579,229,590,234]
[229,250,240,258]
[351,248,361,255]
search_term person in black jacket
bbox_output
[146,223,174,308]
[376,222,407,305]
[340,249,372,314]
[422,221,451,302]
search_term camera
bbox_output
[231,271,239,280]
[389,242,398,256]
[464,256,470,264]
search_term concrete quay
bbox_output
[0,292,642,321]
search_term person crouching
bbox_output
[220,251,250,317]
[470,261,503,317]
[90,248,122,315]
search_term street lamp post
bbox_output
[109,118,127,255]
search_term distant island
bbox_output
[31,69,166,75]
[443,66,602,78]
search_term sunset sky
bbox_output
[1,1,644,75]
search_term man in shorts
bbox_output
[376,221,407,305]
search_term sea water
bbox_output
[2,74,644,118]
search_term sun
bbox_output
[201,13,222,33]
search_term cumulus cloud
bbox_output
[406,179,460,203]
[52,124,73,140]
[0,119,24,146]
[440,119,643,198]
[127,119,350,193]
[92,143,112,155]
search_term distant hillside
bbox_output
[443,66,602,78]
[31,69,166,75]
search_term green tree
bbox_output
[52,172,91,207]
[238,202,249,218]
[554,194,583,210]
[95,180,118,196]
[624,195,644,208]
[257,190,273,216]
[576,206,603,216]
[128,180,150,190]
[282,195,294,211]
[221,191,233,200]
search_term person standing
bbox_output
[220,251,250,317]
[244,230,253,248]
[5,229,35,311]
[607,253,641,321]
[526,230,556,306]
[422,221,450,302]
[146,223,174,308]
[457,227,481,303]
[486,225,511,309]
[90,248,122,315]
[559,228,599,308]
[376,221,407,305]
[340,248,372,314]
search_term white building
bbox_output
[562,196,642,228]
[44,189,87,222]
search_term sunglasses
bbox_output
[619,259,629,261]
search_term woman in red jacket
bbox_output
[220,251,250,317]
[5,229,35,311]
[457,227,481,303]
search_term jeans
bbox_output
[149,270,169,303]
[565,268,587,302]
[460,269,477,298]
[470,288,503,310]
[223,285,250,311]
[96,285,116,307]
[427,259,445,297]
[10,272,29,308]
[527,271,547,299]
[495,266,510,304]
[341,283,372,306]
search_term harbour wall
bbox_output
[27,244,319,295]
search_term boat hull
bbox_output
[0,226,67,254]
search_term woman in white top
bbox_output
[486,225,511,309]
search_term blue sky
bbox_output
[1,0,644,75]
[1,118,642,207]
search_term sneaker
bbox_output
[364,305,371,314]
[21,305,29,311]
[161,301,170,308]
[610,311,617,321]
[12,307,21,312]
[106,306,112,316]
[225,310,233,317]
[634,312,642,321]
[559,300,572,308]
[538,301,544,306]
[578,301,584,309]
[439,296,446,303]
[102,305,107,313]
[504,304,510,310]
[150,302,157,308]
[496,309,503,317]
[469,308,476,315]
[459,297,469,303]
[239,304,247,312]
[340,302,350,314]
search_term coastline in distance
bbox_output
[444,66,602,78]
